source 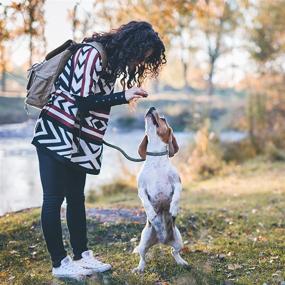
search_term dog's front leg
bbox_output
[138,187,157,221]
[169,182,182,218]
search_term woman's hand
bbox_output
[125,87,148,102]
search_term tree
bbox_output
[196,0,240,96]
[245,0,285,151]
[248,0,285,75]
[10,0,46,66]
[67,1,110,42]
[0,3,9,91]
[0,1,32,91]
[87,0,202,91]
[170,1,198,91]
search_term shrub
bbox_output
[222,139,257,162]
[184,120,224,180]
[86,179,137,203]
[86,155,137,203]
[264,142,285,162]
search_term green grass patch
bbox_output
[1,159,285,284]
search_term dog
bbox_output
[132,106,189,273]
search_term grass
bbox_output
[0,157,285,284]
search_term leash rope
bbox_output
[102,140,146,162]
[102,140,170,162]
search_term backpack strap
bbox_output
[45,39,75,60]
[84,41,107,71]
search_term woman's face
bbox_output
[128,48,154,71]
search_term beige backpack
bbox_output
[24,39,107,114]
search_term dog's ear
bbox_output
[168,128,179,157]
[138,135,148,159]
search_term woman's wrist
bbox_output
[74,90,128,115]
[111,90,128,104]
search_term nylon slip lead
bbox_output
[102,140,145,162]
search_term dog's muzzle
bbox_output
[145,107,159,126]
[145,106,156,117]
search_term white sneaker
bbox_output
[52,255,93,280]
[74,250,112,273]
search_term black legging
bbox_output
[36,147,88,267]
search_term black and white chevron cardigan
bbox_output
[31,43,128,174]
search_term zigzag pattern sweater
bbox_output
[31,43,128,174]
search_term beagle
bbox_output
[132,107,188,273]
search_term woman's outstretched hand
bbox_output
[125,87,148,102]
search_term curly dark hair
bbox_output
[82,21,167,89]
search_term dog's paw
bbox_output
[132,246,139,254]
[169,206,179,218]
[132,266,144,274]
[177,258,189,267]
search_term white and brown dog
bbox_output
[132,107,189,273]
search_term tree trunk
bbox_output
[207,57,215,96]
[28,4,34,67]
[205,56,216,117]
[72,3,79,41]
[248,93,260,152]
[0,44,6,92]
[182,59,188,91]
[29,32,33,66]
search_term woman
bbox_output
[31,20,166,279]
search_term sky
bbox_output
[44,0,94,50]
[2,0,250,86]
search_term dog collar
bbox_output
[146,150,169,157]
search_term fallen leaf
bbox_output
[181,246,190,254]
[228,264,242,270]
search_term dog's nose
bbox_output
[145,107,156,117]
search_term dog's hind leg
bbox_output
[169,226,189,266]
[132,220,157,273]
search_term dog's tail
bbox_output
[164,210,175,242]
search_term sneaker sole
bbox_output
[86,264,112,273]
[52,274,86,281]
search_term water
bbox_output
[0,119,246,216]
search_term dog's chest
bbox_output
[138,161,177,211]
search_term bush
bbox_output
[184,120,224,180]
[86,179,137,203]
[86,156,137,203]
[222,139,257,162]
[264,142,285,162]
[222,137,285,163]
